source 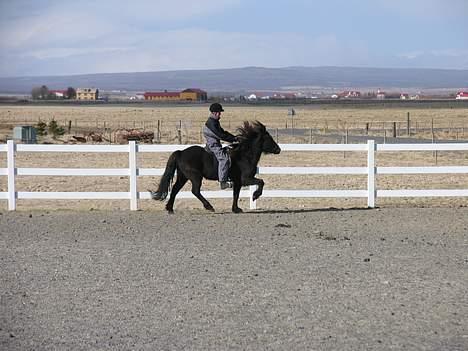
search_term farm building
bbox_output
[455,91,468,100]
[143,91,180,101]
[376,90,386,99]
[340,91,361,98]
[180,88,207,101]
[49,90,68,98]
[77,88,99,100]
[144,88,207,101]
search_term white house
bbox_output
[456,91,468,100]
[376,89,386,99]
[49,90,67,98]
[340,91,361,98]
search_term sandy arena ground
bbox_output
[1,208,467,350]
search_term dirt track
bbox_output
[1,208,467,350]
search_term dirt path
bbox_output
[1,208,467,350]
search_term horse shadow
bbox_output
[214,207,376,215]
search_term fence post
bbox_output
[7,140,16,211]
[367,140,376,208]
[129,141,138,210]
[249,186,257,210]
[407,112,410,136]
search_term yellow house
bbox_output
[180,88,207,101]
[77,88,99,100]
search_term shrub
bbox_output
[36,120,47,136]
[48,119,65,138]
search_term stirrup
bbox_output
[220,181,232,190]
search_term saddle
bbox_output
[204,142,238,155]
[204,144,236,181]
[204,145,230,166]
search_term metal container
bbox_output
[13,126,37,144]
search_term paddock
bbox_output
[1,208,467,350]
[1,141,468,211]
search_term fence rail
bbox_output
[1,140,468,211]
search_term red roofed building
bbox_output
[456,91,468,100]
[376,89,386,99]
[339,91,361,98]
[144,88,207,101]
[144,91,180,100]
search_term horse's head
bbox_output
[237,121,281,154]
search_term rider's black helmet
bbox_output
[209,102,224,113]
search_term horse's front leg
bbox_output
[231,181,243,213]
[243,177,264,201]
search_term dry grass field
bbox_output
[1,104,468,143]
[1,104,468,211]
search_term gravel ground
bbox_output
[1,208,467,350]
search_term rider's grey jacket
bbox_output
[203,115,236,147]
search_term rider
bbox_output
[203,103,237,189]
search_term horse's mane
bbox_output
[229,121,266,157]
[236,121,266,140]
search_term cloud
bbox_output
[0,0,242,26]
[375,0,468,19]
[0,0,467,76]
[430,49,468,58]
[0,0,243,70]
[1,28,376,76]
[96,0,242,22]
[397,51,425,60]
[393,49,468,69]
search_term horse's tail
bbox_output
[150,150,181,201]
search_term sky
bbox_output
[0,0,467,77]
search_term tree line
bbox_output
[31,85,76,100]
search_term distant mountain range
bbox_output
[1,66,467,94]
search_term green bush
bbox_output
[36,121,47,136]
[48,119,65,138]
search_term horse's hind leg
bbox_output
[191,176,215,212]
[166,173,188,213]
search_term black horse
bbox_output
[150,121,281,213]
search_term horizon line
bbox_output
[2,65,468,80]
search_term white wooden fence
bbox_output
[1,140,468,211]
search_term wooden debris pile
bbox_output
[114,129,154,144]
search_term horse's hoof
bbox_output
[150,190,167,201]
[232,207,243,214]
[206,206,215,212]
[167,209,174,214]
[253,190,262,199]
